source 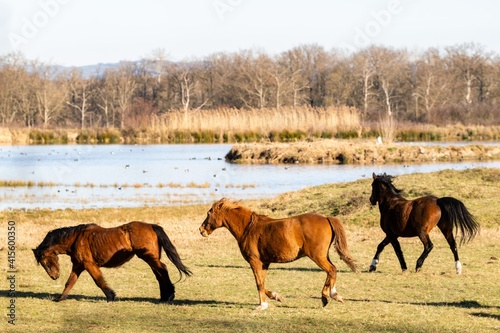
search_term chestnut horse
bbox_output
[199,198,357,310]
[33,221,191,302]
[369,173,479,274]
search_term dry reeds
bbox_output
[149,106,361,139]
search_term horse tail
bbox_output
[437,197,480,246]
[152,225,192,278]
[327,217,358,273]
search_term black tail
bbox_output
[152,225,192,279]
[437,197,480,245]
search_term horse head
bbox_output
[33,248,60,280]
[370,173,382,205]
[199,199,228,237]
[370,172,401,205]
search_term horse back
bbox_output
[381,195,441,237]
[242,213,332,263]
[75,221,157,267]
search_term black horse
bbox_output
[369,173,479,274]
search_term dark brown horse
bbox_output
[199,198,357,310]
[33,221,191,302]
[369,173,479,274]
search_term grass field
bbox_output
[1,169,499,332]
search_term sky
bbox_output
[0,0,498,67]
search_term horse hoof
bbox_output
[331,292,344,303]
[255,302,269,311]
[272,292,284,303]
[106,290,116,302]
[455,261,463,274]
[369,265,377,272]
[321,296,328,307]
[161,293,175,303]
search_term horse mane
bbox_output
[34,224,95,263]
[215,198,254,214]
[215,198,276,228]
[376,173,404,196]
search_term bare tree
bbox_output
[66,69,93,129]
[234,50,273,109]
[411,48,451,120]
[279,49,309,108]
[32,62,67,128]
[111,63,137,129]
[352,49,377,118]
[95,71,117,128]
[445,43,490,106]
[365,47,410,141]
[0,53,36,126]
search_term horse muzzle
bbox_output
[199,226,210,237]
[44,267,60,280]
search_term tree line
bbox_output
[1,42,499,130]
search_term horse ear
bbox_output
[32,249,40,263]
[216,198,225,209]
[372,172,377,179]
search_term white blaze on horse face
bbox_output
[455,261,462,274]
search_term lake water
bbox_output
[1,143,499,210]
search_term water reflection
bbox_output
[1,144,499,210]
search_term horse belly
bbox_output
[260,244,304,263]
[100,250,135,267]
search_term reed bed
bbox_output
[149,106,361,142]
[2,107,500,145]
[151,106,360,132]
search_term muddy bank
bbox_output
[225,140,500,164]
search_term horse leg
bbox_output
[84,263,116,302]
[249,260,272,310]
[416,233,434,272]
[438,223,462,274]
[369,237,390,272]
[136,250,175,301]
[55,264,84,302]
[141,255,175,302]
[389,237,408,272]
[260,263,284,303]
[310,255,342,307]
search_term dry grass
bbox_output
[1,169,499,332]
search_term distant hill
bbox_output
[55,61,134,78]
